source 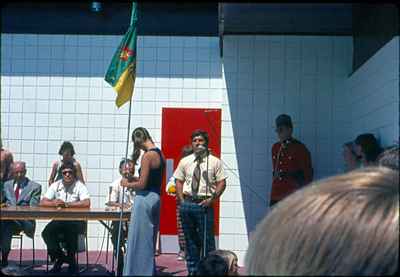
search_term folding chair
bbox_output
[11,231,35,267]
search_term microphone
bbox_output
[197,144,206,150]
[194,144,208,162]
[197,144,209,154]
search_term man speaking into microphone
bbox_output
[173,129,227,276]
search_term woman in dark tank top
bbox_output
[137,147,164,195]
[120,127,165,276]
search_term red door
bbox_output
[160,108,222,253]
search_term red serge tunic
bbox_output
[271,138,313,202]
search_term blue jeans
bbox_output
[123,190,160,276]
[179,201,215,275]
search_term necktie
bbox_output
[15,183,20,201]
[191,160,202,196]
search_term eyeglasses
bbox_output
[62,170,73,176]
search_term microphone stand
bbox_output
[202,147,209,259]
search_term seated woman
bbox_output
[48,141,85,186]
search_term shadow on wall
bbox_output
[1,35,223,79]
[223,38,270,236]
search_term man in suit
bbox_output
[0,161,41,267]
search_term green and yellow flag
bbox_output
[105,2,138,108]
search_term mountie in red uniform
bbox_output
[271,138,313,203]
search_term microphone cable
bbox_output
[202,111,269,205]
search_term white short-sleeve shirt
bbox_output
[173,153,227,197]
[109,177,135,205]
[45,179,90,203]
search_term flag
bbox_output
[105,2,138,108]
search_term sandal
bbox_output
[177,251,185,260]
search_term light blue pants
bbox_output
[123,190,160,276]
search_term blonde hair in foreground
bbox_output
[246,166,399,276]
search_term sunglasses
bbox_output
[62,170,73,176]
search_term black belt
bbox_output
[273,170,305,186]
[183,195,210,203]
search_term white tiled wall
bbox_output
[5,33,397,267]
[220,35,353,263]
[338,36,399,148]
[1,34,223,253]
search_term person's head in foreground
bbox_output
[210,249,239,276]
[195,254,229,276]
[246,166,399,276]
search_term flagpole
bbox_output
[114,3,137,276]
[115,95,133,276]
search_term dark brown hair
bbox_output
[355,133,383,163]
[246,167,399,276]
[58,141,75,156]
[131,127,153,164]
[191,129,209,146]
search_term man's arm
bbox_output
[173,159,186,203]
[175,179,185,203]
[298,145,313,186]
[40,197,65,207]
[65,198,90,208]
[39,184,64,207]
[199,179,226,207]
[29,183,42,207]
[212,179,226,200]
